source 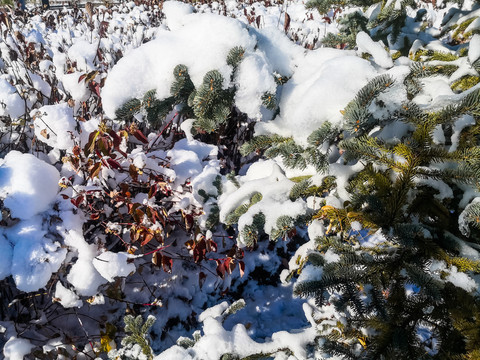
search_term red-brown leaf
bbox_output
[284,12,291,33]
[239,261,245,278]
[106,158,122,170]
[162,255,173,273]
[133,129,148,144]
[193,239,207,263]
[141,232,154,247]
[89,162,102,179]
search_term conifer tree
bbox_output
[237,66,480,357]
[289,70,480,359]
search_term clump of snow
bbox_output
[163,1,195,31]
[350,221,362,231]
[297,264,323,283]
[102,12,256,119]
[62,229,107,297]
[198,301,229,322]
[256,49,377,145]
[54,282,83,308]
[459,197,480,236]
[93,251,136,282]
[356,31,394,69]
[234,51,277,119]
[32,103,77,150]
[61,72,91,103]
[5,217,67,292]
[325,195,343,209]
[446,266,477,292]
[254,27,304,77]
[0,151,60,220]
[308,219,325,240]
[450,114,475,152]
[468,34,480,64]
[324,249,340,263]
[3,336,35,360]
[0,78,24,120]
[218,161,306,246]
[167,138,218,185]
[67,40,98,72]
[414,176,453,200]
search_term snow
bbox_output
[5,217,67,292]
[63,229,108,296]
[155,299,317,360]
[450,114,476,152]
[0,151,60,220]
[167,138,218,185]
[234,51,277,119]
[459,197,480,236]
[469,34,480,64]
[446,266,477,292]
[256,49,377,145]
[102,11,257,119]
[92,251,136,282]
[54,282,83,308]
[32,103,77,150]
[218,161,307,246]
[2,1,480,359]
[3,337,35,360]
[163,1,195,31]
[356,31,394,69]
[0,78,24,120]
[67,40,98,72]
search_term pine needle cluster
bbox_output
[108,315,155,360]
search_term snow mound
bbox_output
[256,48,377,145]
[102,12,257,119]
[0,151,60,219]
[100,10,292,121]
